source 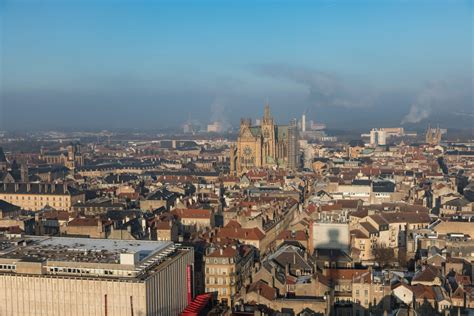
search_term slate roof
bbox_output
[352,179,372,186]
[145,189,176,201]
[0,200,21,213]
[268,244,314,272]
[0,183,83,196]
[248,125,289,142]
[372,180,396,193]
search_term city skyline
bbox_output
[1,2,474,315]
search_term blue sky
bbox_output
[1,0,472,130]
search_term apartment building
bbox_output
[204,244,255,306]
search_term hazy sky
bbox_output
[1,0,472,130]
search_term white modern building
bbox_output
[369,128,387,146]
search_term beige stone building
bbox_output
[229,105,299,175]
[0,183,85,211]
[140,188,176,211]
[154,220,179,242]
[172,208,214,233]
[351,271,391,314]
[241,280,328,315]
[40,143,84,169]
[60,217,112,238]
[0,237,193,316]
[204,245,255,306]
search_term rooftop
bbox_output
[0,236,176,272]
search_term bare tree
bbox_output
[372,244,395,268]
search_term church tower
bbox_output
[425,125,433,144]
[425,124,442,145]
[261,104,276,166]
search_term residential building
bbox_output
[204,244,255,306]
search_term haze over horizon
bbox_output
[1,0,472,131]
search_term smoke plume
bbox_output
[401,78,472,124]
[253,63,377,108]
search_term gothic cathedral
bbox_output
[230,104,299,175]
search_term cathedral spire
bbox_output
[263,103,272,122]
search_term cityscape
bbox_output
[0,1,473,316]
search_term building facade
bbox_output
[425,125,442,145]
[369,128,387,146]
[204,245,255,307]
[0,237,194,316]
[230,105,299,175]
[0,183,85,211]
[40,143,84,169]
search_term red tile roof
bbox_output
[68,217,99,227]
[206,246,238,258]
[276,230,307,241]
[412,265,441,283]
[217,227,265,241]
[247,280,276,301]
[172,208,212,219]
[411,284,436,300]
[224,220,242,229]
[326,269,370,281]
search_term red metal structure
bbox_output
[180,293,212,316]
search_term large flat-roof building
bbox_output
[0,237,194,316]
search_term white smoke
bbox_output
[209,96,231,131]
[401,81,445,124]
[401,78,471,124]
[253,63,377,108]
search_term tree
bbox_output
[372,244,395,268]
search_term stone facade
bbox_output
[230,105,298,175]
